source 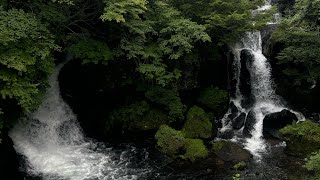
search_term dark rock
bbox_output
[263,109,298,139]
[227,102,239,120]
[239,50,254,109]
[243,110,256,137]
[212,140,252,162]
[230,102,239,114]
[218,129,234,139]
[0,130,23,180]
[232,113,246,130]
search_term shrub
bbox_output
[182,138,208,162]
[155,125,185,156]
[183,106,212,138]
[197,87,228,116]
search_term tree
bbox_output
[0,8,57,125]
[272,0,320,88]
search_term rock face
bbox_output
[239,50,254,109]
[0,131,23,180]
[232,113,246,130]
[263,109,298,138]
[212,140,252,162]
[243,110,256,137]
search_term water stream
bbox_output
[9,63,151,180]
[221,1,304,158]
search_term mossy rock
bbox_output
[183,106,212,138]
[197,87,228,116]
[181,138,208,162]
[280,120,320,157]
[155,125,185,156]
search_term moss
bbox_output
[280,120,320,157]
[212,140,227,151]
[197,87,228,116]
[155,125,185,156]
[183,106,212,138]
[305,151,320,179]
[233,161,246,171]
[182,138,208,162]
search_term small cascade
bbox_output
[9,62,151,179]
[221,1,304,158]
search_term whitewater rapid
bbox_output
[9,63,151,180]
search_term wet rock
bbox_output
[243,110,256,137]
[230,102,239,114]
[232,113,246,130]
[218,129,234,139]
[263,109,298,139]
[239,50,254,109]
[212,140,252,162]
[228,102,240,120]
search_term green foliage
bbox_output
[101,0,148,23]
[69,39,113,65]
[145,87,185,121]
[101,1,210,87]
[280,120,320,156]
[167,0,267,44]
[197,87,228,116]
[183,106,212,138]
[272,0,320,88]
[0,8,57,112]
[233,161,246,171]
[233,173,241,180]
[305,151,320,179]
[181,138,208,162]
[137,61,182,87]
[155,125,185,156]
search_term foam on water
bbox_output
[10,63,150,180]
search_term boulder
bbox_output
[218,129,234,139]
[212,140,252,162]
[243,110,256,137]
[232,113,246,130]
[263,109,298,139]
[155,125,185,157]
[183,106,212,139]
[280,120,320,157]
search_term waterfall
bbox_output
[9,63,150,180]
[221,1,304,158]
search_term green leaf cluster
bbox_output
[69,39,113,65]
[0,8,57,112]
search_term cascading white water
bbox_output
[9,63,150,180]
[221,0,305,158]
